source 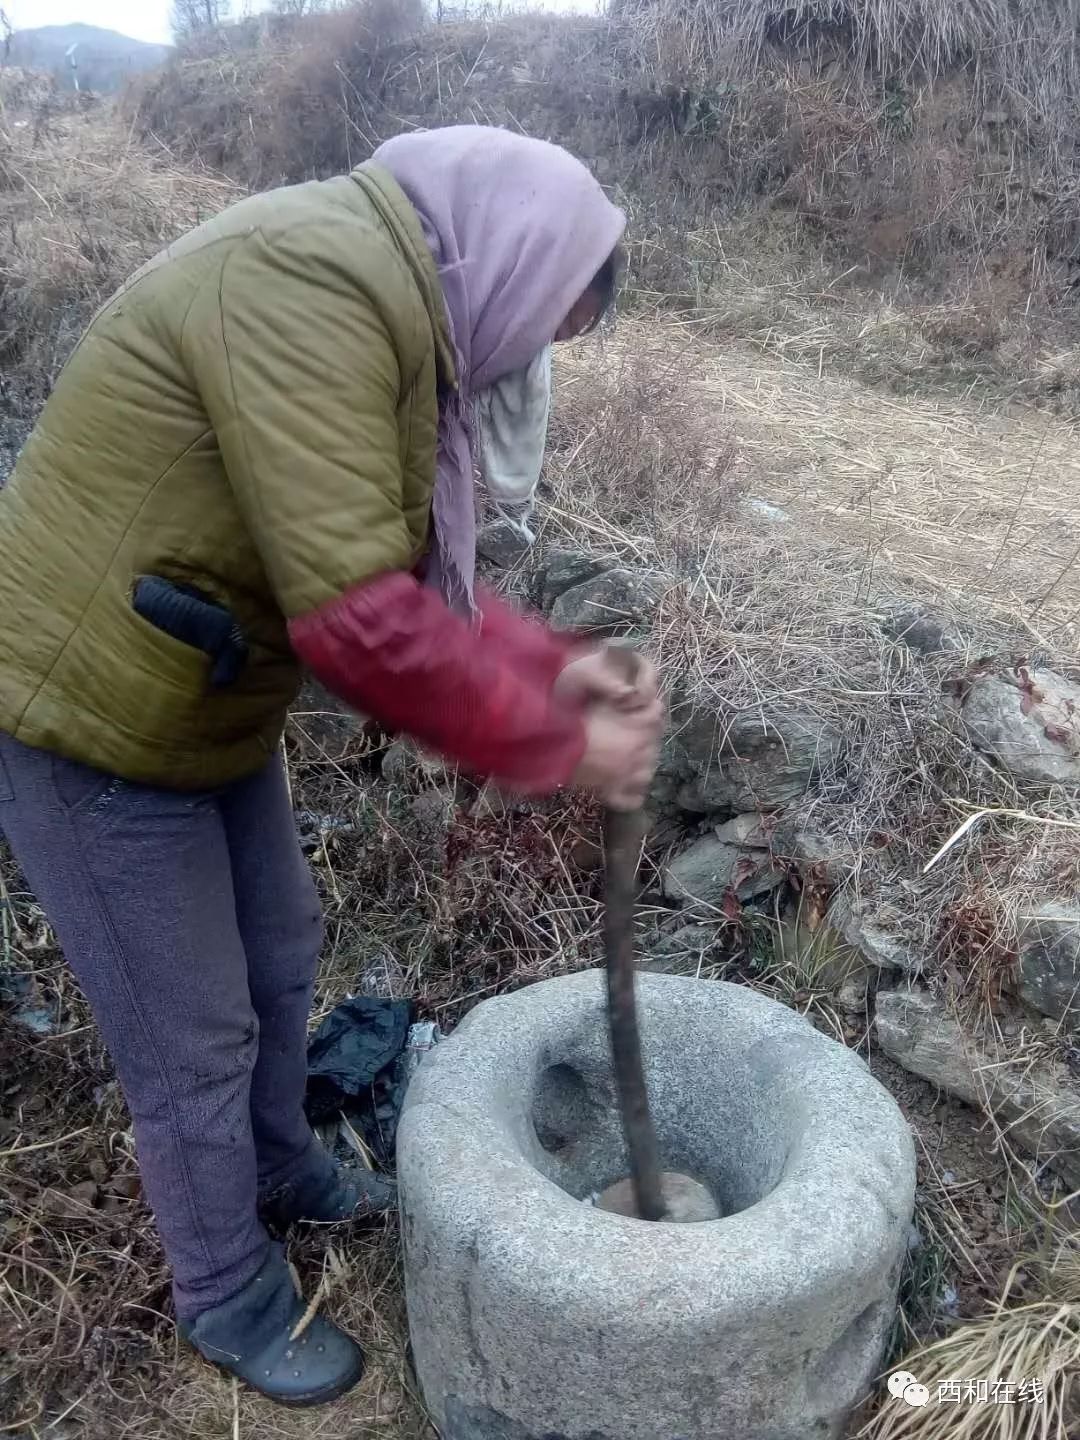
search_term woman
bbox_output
[0,126,663,1406]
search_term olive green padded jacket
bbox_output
[0,163,454,788]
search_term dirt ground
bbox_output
[566,318,1080,642]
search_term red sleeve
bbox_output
[475,584,581,689]
[288,572,586,793]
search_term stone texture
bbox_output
[741,497,790,525]
[829,891,923,974]
[772,814,860,887]
[639,924,718,975]
[1017,903,1080,1027]
[837,974,872,1012]
[476,519,533,569]
[398,970,916,1440]
[410,787,457,832]
[875,988,1080,1190]
[290,678,371,762]
[539,549,619,613]
[662,834,784,908]
[594,1172,720,1221]
[880,606,964,655]
[549,568,666,636]
[962,667,1080,785]
[664,706,845,814]
[714,813,771,848]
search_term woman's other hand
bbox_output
[554,648,661,716]
[572,699,664,812]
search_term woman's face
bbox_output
[554,285,604,343]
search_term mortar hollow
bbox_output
[529,1056,790,1222]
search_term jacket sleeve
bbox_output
[475,584,580,689]
[289,572,586,792]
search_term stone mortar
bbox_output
[397,970,916,1440]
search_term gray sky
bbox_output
[6,0,595,48]
[8,0,178,45]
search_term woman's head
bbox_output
[372,125,626,393]
[369,125,625,614]
[556,246,623,342]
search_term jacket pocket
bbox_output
[132,576,249,688]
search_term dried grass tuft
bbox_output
[0,81,238,420]
[859,1244,1080,1438]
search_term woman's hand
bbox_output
[554,646,664,809]
[572,698,664,812]
[554,647,660,715]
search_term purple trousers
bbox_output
[0,732,327,1320]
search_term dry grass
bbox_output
[126,11,1080,418]
[574,314,1080,638]
[544,315,1080,1031]
[0,74,238,419]
[857,1245,1080,1438]
[620,0,1080,154]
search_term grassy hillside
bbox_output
[129,4,1080,414]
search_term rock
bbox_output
[666,706,846,813]
[594,1172,720,1222]
[41,1181,99,1220]
[714,813,771,848]
[642,771,689,850]
[874,990,978,1105]
[294,810,355,854]
[662,835,784,908]
[875,988,1080,1190]
[569,836,604,872]
[0,970,58,1036]
[399,969,915,1440]
[476,519,533,569]
[410,788,457,831]
[641,924,718,974]
[771,814,860,887]
[881,606,964,655]
[382,739,449,786]
[1017,903,1080,1026]
[742,497,790,525]
[290,678,371,762]
[962,667,1080,786]
[829,891,923,974]
[470,784,509,819]
[837,974,871,1011]
[539,548,619,613]
[549,567,666,635]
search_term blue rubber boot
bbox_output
[261,1146,396,1229]
[181,1244,364,1408]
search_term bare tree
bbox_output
[171,0,232,41]
[0,8,13,66]
[272,0,328,15]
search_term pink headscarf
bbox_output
[371,125,626,615]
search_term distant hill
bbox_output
[7,24,171,94]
